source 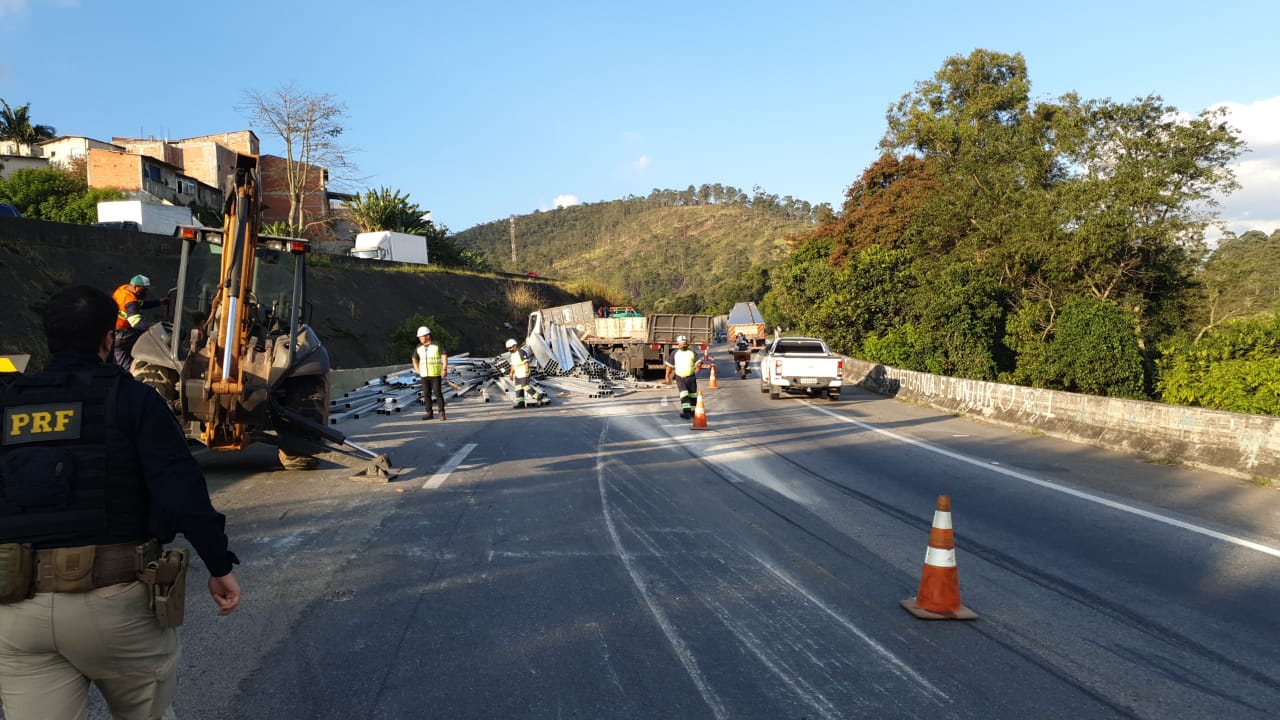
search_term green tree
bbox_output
[1189,230,1280,341]
[1157,314,1280,414]
[0,100,56,156]
[346,187,431,234]
[791,47,1249,394]
[1046,95,1243,348]
[763,241,915,355]
[0,167,114,221]
[390,313,458,365]
[53,186,127,224]
[913,263,1007,379]
[1049,297,1146,398]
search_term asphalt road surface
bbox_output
[80,353,1280,719]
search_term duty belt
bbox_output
[32,540,159,593]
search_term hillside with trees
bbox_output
[451,187,820,313]
[760,48,1280,415]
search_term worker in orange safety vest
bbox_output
[111,274,168,371]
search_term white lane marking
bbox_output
[595,422,730,720]
[745,549,950,702]
[423,443,477,490]
[810,404,1280,559]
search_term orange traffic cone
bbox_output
[707,363,719,389]
[901,495,977,620]
[690,391,709,430]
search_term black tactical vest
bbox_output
[0,366,149,546]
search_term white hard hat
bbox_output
[130,274,151,287]
[505,339,517,349]
[677,335,688,343]
[416,326,431,337]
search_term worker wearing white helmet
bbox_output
[664,335,704,419]
[411,325,448,420]
[505,338,533,408]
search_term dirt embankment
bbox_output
[0,217,580,370]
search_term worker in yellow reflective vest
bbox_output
[412,326,448,420]
[664,336,704,419]
[506,338,532,408]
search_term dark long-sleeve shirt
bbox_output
[47,353,238,577]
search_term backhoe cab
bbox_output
[129,154,392,480]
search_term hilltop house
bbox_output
[12,130,356,246]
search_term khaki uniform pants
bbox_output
[0,581,179,720]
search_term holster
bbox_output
[137,545,189,629]
[0,543,35,604]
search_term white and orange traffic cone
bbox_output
[707,363,719,389]
[901,494,977,620]
[691,391,709,430]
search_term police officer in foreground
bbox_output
[0,285,241,720]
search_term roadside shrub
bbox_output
[1051,296,1145,398]
[862,323,929,370]
[390,313,458,364]
[504,282,546,319]
[1157,314,1280,415]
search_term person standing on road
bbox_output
[0,284,241,720]
[665,335,704,419]
[412,326,448,420]
[111,274,168,371]
[506,338,533,408]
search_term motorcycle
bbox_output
[732,347,752,378]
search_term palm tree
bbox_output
[0,100,57,156]
[345,186,431,234]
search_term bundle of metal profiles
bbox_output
[328,337,661,425]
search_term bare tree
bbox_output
[238,84,359,232]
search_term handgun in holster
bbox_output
[136,544,189,629]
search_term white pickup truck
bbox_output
[759,336,844,400]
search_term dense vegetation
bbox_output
[760,49,1280,415]
[448,49,1280,416]
[452,195,812,313]
[0,166,125,223]
[8,58,1280,415]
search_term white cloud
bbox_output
[631,155,651,171]
[1214,96,1280,237]
[552,194,579,209]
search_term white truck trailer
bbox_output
[95,200,194,236]
[349,231,430,264]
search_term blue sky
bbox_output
[2,0,1278,237]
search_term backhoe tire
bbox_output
[133,361,179,414]
[277,376,327,471]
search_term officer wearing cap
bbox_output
[0,285,240,720]
[664,335,704,419]
[111,273,168,371]
[411,325,448,420]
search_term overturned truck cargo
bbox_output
[529,302,713,379]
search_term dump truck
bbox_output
[727,301,768,351]
[127,153,393,479]
[528,301,714,379]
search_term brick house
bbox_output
[19,130,355,246]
